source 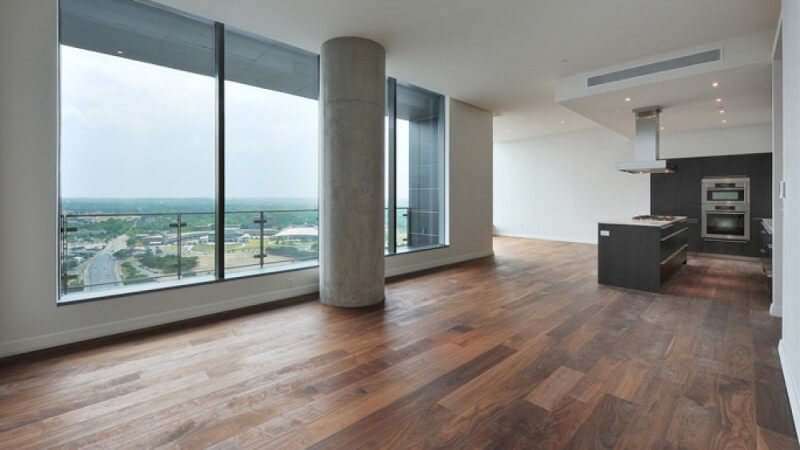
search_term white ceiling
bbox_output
[160,0,779,141]
[560,64,773,138]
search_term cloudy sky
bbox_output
[60,45,317,199]
[61,45,412,205]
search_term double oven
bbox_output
[701,176,750,241]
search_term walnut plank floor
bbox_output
[0,237,796,448]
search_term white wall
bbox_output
[0,0,494,357]
[659,123,772,159]
[493,128,650,244]
[493,123,772,245]
[779,0,800,437]
[773,28,784,318]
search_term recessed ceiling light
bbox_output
[716,98,722,103]
[116,50,124,55]
[660,126,665,131]
[719,108,725,114]
[505,129,510,133]
[722,119,727,124]
[560,120,565,125]
[712,81,720,88]
[625,97,631,102]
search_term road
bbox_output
[85,235,128,291]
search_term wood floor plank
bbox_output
[305,345,516,449]
[754,363,797,437]
[711,374,758,449]
[614,374,683,449]
[665,395,719,449]
[525,365,585,410]
[758,426,800,450]
[564,393,637,449]
[0,237,793,449]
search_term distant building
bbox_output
[241,227,278,237]
[139,234,164,245]
[211,227,252,243]
[273,224,318,242]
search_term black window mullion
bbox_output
[438,94,446,245]
[387,78,397,255]
[214,22,225,280]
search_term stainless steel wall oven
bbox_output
[701,176,750,241]
[701,176,749,204]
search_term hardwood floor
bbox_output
[0,236,796,448]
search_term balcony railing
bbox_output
[60,205,437,298]
[60,209,318,296]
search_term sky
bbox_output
[60,45,411,202]
[61,46,316,199]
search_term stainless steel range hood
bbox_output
[616,106,675,174]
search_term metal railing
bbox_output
[60,209,318,295]
[60,205,436,296]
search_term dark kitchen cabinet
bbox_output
[598,219,688,293]
[686,220,701,252]
[651,153,771,258]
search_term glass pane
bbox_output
[223,28,319,274]
[708,190,743,201]
[395,83,445,251]
[182,213,216,277]
[385,116,390,252]
[61,214,180,295]
[396,207,409,250]
[707,214,745,235]
[59,0,215,299]
[60,0,214,77]
[263,211,319,268]
[224,212,263,273]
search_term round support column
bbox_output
[319,37,386,307]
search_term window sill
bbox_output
[58,275,218,305]
[58,260,319,306]
[388,244,449,256]
[58,245,449,306]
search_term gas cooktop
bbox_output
[631,215,680,222]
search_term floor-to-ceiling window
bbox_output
[385,79,447,254]
[59,0,217,298]
[58,0,446,302]
[58,0,319,301]
[223,28,319,276]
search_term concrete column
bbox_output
[319,37,386,307]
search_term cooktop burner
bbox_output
[632,215,679,222]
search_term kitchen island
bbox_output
[598,215,688,293]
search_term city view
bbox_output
[61,198,319,295]
[58,44,420,298]
[60,198,410,296]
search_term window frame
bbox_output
[56,0,449,304]
[384,77,449,256]
[56,0,322,303]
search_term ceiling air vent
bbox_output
[587,48,721,87]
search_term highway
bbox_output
[85,235,128,291]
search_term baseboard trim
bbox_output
[0,283,319,359]
[778,339,800,437]
[771,302,783,317]
[493,231,596,245]
[385,249,494,277]
[0,250,495,359]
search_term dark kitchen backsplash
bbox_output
[650,152,772,257]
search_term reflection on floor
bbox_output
[0,237,795,448]
[664,253,771,302]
